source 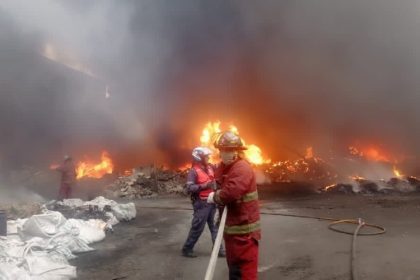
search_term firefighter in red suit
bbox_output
[207,131,260,280]
[54,155,77,200]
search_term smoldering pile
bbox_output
[108,166,188,199]
[323,176,420,194]
[45,200,110,221]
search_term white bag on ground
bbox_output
[112,203,136,222]
[0,197,136,280]
[7,219,27,235]
[25,255,76,280]
[62,219,106,244]
[19,212,66,241]
[0,263,31,280]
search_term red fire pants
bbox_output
[58,183,72,200]
[224,234,259,280]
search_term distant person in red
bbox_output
[54,155,77,200]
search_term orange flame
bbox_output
[350,175,366,180]
[324,184,336,191]
[200,121,222,146]
[76,151,114,179]
[199,121,270,165]
[393,166,403,178]
[244,145,269,165]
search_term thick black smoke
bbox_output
[0,0,419,174]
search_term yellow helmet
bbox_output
[214,131,247,150]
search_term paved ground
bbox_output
[72,192,420,279]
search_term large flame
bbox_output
[199,121,270,165]
[76,151,114,179]
[244,145,267,165]
[200,121,222,146]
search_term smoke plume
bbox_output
[0,0,419,174]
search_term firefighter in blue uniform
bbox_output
[182,147,225,258]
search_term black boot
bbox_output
[182,250,197,258]
[218,249,226,258]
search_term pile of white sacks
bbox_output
[0,197,136,280]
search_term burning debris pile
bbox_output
[264,147,337,185]
[259,145,420,195]
[108,166,188,199]
[42,124,419,198]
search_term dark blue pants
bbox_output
[182,199,221,252]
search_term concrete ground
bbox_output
[72,192,420,280]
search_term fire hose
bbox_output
[137,206,386,280]
[259,211,386,280]
[204,207,227,280]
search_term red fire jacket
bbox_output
[57,161,77,185]
[214,159,261,239]
[192,164,215,200]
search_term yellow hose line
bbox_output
[137,206,386,235]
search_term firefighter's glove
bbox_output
[207,192,215,204]
[200,181,216,190]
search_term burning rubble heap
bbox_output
[263,145,420,194]
[50,122,420,197]
[264,147,338,185]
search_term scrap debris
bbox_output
[108,166,188,199]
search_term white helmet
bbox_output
[192,147,212,162]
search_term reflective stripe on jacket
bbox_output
[215,159,260,238]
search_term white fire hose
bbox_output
[204,207,227,280]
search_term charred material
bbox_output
[46,201,110,221]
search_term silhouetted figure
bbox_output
[55,155,76,200]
